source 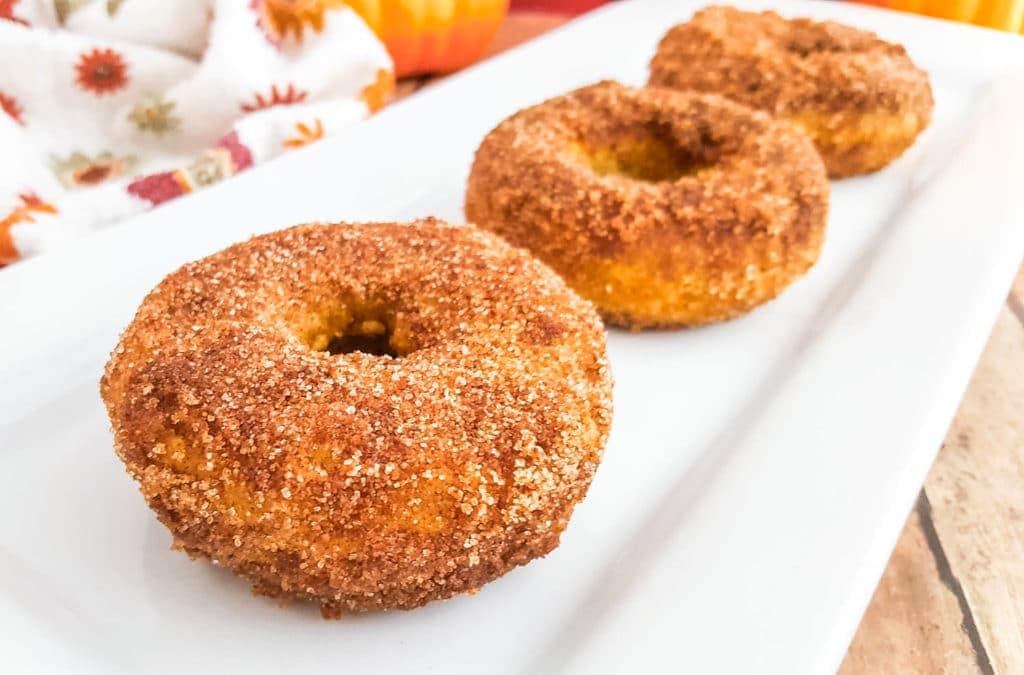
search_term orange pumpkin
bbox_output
[346,0,510,77]
[972,0,1024,31]
[855,0,1024,31]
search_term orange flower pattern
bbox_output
[283,118,324,148]
[240,83,308,113]
[0,0,28,25]
[0,193,58,266]
[0,91,24,125]
[1,0,391,267]
[360,68,395,114]
[75,48,129,96]
[52,151,135,188]
[252,0,346,45]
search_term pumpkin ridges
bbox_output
[421,0,458,72]
[861,0,1024,31]
[386,0,435,76]
[384,0,428,75]
[921,0,981,20]
[439,13,503,72]
[347,0,507,77]
[974,0,1024,30]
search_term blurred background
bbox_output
[1,0,1021,268]
[503,0,1024,40]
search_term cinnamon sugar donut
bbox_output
[649,5,934,178]
[465,81,830,329]
[101,219,612,616]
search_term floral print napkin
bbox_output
[0,0,394,267]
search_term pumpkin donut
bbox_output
[465,81,830,330]
[101,219,612,616]
[648,5,934,178]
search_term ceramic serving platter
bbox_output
[2,1,1024,672]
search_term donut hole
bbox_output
[296,304,416,358]
[325,320,396,358]
[566,129,712,183]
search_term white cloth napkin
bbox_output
[0,0,393,266]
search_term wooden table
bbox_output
[406,14,1024,672]
[839,270,1024,674]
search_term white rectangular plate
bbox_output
[2,2,1024,673]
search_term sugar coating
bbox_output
[101,219,613,616]
[465,80,830,329]
[648,5,934,177]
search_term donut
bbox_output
[100,219,612,616]
[648,5,934,178]
[464,81,830,330]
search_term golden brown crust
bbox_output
[648,5,934,177]
[100,219,612,615]
[465,81,830,329]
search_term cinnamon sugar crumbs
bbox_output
[100,218,613,615]
[465,80,830,329]
[649,5,934,177]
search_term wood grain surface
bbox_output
[928,308,1024,673]
[416,15,1024,673]
[839,506,979,675]
[843,298,1024,674]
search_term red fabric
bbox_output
[126,172,183,207]
[217,131,254,172]
[510,0,608,16]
